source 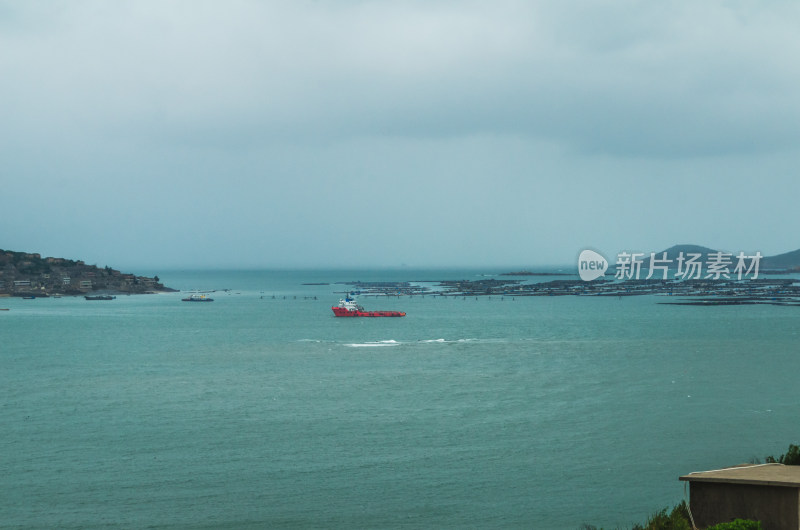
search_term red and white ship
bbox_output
[332,296,406,317]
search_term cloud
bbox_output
[2,1,799,267]
[4,1,800,158]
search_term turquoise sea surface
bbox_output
[2,269,799,529]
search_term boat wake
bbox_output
[418,338,500,344]
[343,338,508,347]
[303,338,515,348]
[344,340,400,348]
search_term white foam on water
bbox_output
[344,340,400,348]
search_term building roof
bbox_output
[680,463,800,488]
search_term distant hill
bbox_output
[761,249,800,271]
[608,244,720,270]
[653,244,720,262]
[609,244,800,272]
[656,244,800,271]
[0,249,174,297]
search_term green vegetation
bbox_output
[581,501,761,530]
[579,502,691,530]
[0,250,51,275]
[631,502,691,530]
[706,520,762,530]
[765,443,800,465]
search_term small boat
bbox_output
[332,296,405,317]
[22,296,36,300]
[182,294,214,302]
[85,295,116,300]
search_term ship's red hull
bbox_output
[332,307,406,317]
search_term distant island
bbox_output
[636,244,800,271]
[0,249,174,297]
[500,270,571,276]
[511,244,800,275]
[639,244,800,272]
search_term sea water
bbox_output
[2,269,799,529]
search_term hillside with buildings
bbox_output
[0,249,173,297]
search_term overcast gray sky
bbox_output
[2,1,798,269]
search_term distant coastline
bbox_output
[0,249,175,298]
[500,270,571,276]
